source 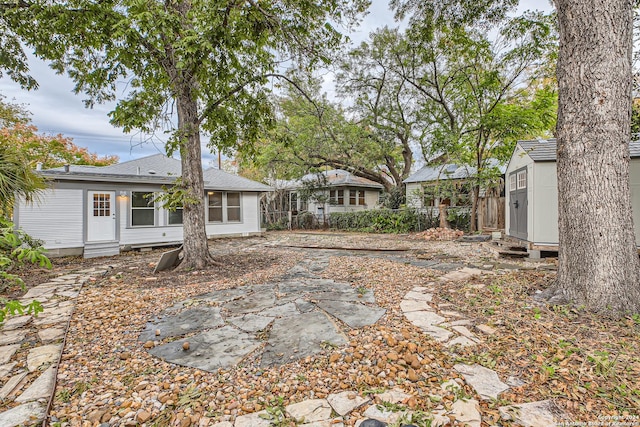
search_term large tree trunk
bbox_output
[555,0,640,315]
[177,90,215,269]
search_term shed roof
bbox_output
[403,160,506,184]
[41,154,271,191]
[518,139,640,161]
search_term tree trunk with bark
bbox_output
[177,89,215,270]
[555,0,640,315]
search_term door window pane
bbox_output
[92,193,111,217]
[517,170,527,189]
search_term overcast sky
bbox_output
[0,0,553,165]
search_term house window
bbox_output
[349,190,365,206]
[207,191,242,222]
[168,207,183,225]
[509,174,517,192]
[208,191,223,222]
[517,170,527,189]
[92,193,111,217]
[131,192,155,226]
[227,192,241,222]
[330,189,344,205]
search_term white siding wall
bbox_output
[405,183,423,208]
[507,149,640,247]
[205,192,261,236]
[531,162,559,244]
[629,160,640,245]
[16,189,84,249]
[365,189,380,208]
[118,192,263,245]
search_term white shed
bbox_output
[505,139,640,254]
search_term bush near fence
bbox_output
[328,209,440,233]
[263,208,471,233]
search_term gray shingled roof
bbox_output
[291,169,384,189]
[41,154,271,191]
[403,159,506,184]
[519,139,640,161]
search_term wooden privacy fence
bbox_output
[478,196,505,230]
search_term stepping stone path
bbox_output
[0,267,109,427]
[142,253,387,370]
[399,265,562,426]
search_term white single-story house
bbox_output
[14,154,272,258]
[505,139,640,254]
[288,169,384,215]
[404,161,506,230]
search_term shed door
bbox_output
[508,169,527,240]
[87,191,116,241]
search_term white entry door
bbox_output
[87,191,116,241]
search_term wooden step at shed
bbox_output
[485,240,529,258]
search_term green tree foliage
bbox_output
[1,0,368,269]
[386,11,557,230]
[240,77,397,191]
[5,0,368,269]
[336,27,421,188]
[0,136,45,216]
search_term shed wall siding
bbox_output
[531,162,558,244]
[507,147,640,247]
[629,160,640,245]
[16,189,84,249]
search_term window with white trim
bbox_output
[330,189,344,205]
[168,206,183,225]
[92,193,111,217]
[207,191,223,222]
[349,189,366,206]
[131,192,155,226]
[207,191,242,223]
[227,192,241,222]
[517,170,527,189]
[509,174,517,192]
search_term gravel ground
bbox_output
[21,231,638,426]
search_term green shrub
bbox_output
[328,209,439,233]
[0,218,47,324]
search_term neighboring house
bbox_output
[405,164,474,209]
[290,169,384,215]
[404,161,506,229]
[505,139,640,255]
[14,154,271,258]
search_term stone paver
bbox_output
[16,365,56,403]
[26,344,62,372]
[327,391,369,416]
[0,266,109,426]
[0,401,46,427]
[0,372,28,399]
[454,363,510,400]
[499,400,561,427]
[0,330,26,346]
[0,344,20,364]
[286,399,332,423]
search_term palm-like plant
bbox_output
[0,142,46,218]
